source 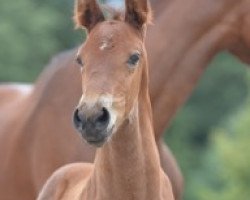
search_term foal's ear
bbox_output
[74,0,105,32]
[125,0,151,31]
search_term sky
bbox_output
[107,0,123,8]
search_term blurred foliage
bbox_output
[0,0,249,200]
[165,53,249,200]
[0,0,82,82]
[196,95,250,200]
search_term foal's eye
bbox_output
[127,53,140,66]
[75,56,84,67]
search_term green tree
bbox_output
[195,95,250,200]
[164,52,249,200]
[0,0,81,82]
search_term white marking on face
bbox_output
[78,94,96,111]
[99,95,117,132]
[99,41,109,50]
[99,35,114,51]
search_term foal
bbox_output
[38,0,174,199]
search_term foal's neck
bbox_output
[82,65,163,199]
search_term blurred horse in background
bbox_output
[0,84,32,134]
[1,0,250,199]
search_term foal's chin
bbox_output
[85,134,109,147]
[80,129,114,148]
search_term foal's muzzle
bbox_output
[73,106,111,147]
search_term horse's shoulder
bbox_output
[37,163,93,200]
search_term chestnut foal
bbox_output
[38,0,174,199]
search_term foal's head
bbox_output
[73,0,151,147]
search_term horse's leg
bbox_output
[157,139,184,200]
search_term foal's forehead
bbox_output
[86,20,141,50]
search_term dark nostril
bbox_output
[73,109,87,129]
[95,107,110,128]
[97,108,109,122]
[73,109,80,123]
